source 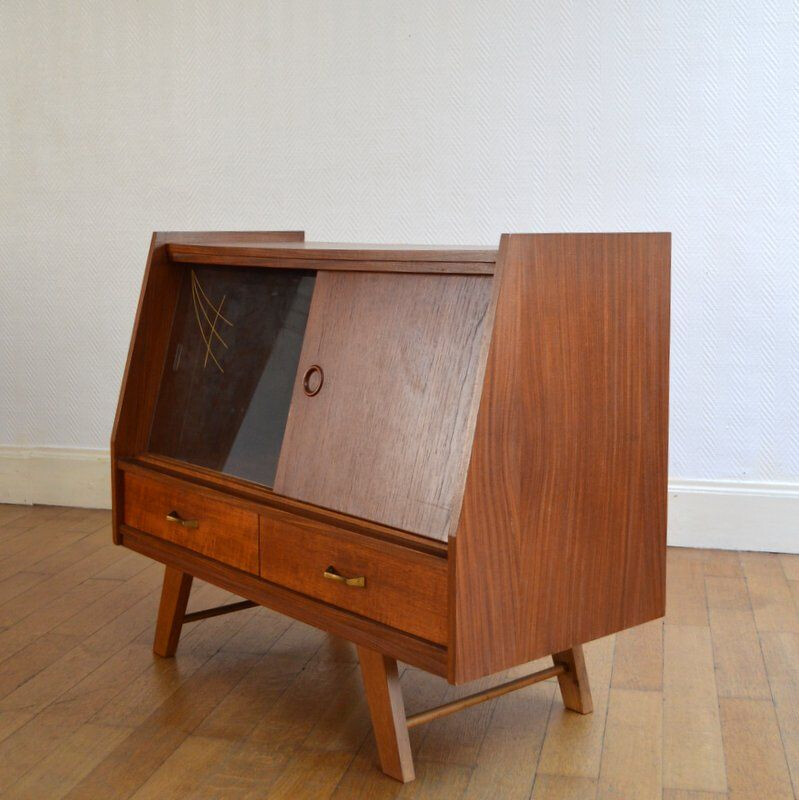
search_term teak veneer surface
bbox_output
[451,232,670,681]
[167,240,498,262]
[167,253,494,275]
[274,271,494,541]
[123,471,259,574]
[260,508,448,645]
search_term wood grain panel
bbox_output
[274,271,494,541]
[451,233,670,682]
[259,508,447,644]
[168,241,497,263]
[123,472,259,574]
[168,252,495,275]
[110,236,180,543]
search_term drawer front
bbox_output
[260,509,447,644]
[123,472,259,573]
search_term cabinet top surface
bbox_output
[165,239,498,263]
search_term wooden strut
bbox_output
[406,663,566,728]
[154,567,592,784]
[183,599,257,623]
[171,593,578,733]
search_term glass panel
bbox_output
[148,265,315,487]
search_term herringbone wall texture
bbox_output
[1,1,797,484]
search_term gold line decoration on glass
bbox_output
[190,270,233,373]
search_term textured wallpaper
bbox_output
[1,1,797,483]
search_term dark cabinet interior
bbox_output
[148,265,315,488]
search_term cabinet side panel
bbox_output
[110,240,180,542]
[452,233,670,682]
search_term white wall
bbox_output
[1,2,797,548]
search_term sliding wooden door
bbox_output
[274,270,493,541]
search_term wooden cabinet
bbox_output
[112,230,670,782]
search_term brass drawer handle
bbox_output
[166,511,199,529]
[323,566,365,588]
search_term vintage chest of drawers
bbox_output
[111,230,670,782]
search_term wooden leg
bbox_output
[553,644,593,714]
[153,566,193,657]
[357,645,415,782]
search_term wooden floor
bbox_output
[0,504,795,800]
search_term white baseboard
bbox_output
[0,446,111,510]
[668,479,798,553]
[0,447,796,553]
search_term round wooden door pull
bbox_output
[303,365,324,396]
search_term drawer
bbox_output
[260,509,447,644]
[123,472,259,574]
